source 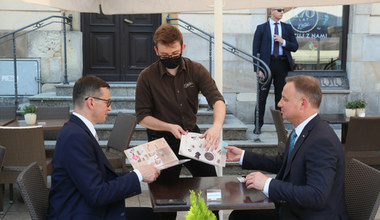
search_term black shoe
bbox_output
[253,127,261,134]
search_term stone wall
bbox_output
[347,3,380,115]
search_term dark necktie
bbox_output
[273,22,279,57]
[287,130,297,161]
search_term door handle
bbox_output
[123,18,133,24]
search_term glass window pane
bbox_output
[282,6,343,71]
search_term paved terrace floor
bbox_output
[1,124,379,219]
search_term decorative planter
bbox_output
[356,108,366,117]
[345,109,356,118]
[24,113,37,125]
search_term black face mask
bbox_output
[160,54,182,69]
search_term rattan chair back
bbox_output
[344,117,380,165]
[345,159,380,220]
[0,106,17,119]
[17,162,49,220]
[105,112,137,171]
[270,107,288,154]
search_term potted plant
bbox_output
[23,104,38,125]
[185,190,216,220]
[355,98,366,117]
[345,101,356,118]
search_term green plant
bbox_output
[345,100,356,109]
[185,190,216,220]
[22,104,38,114]
[356,98,367,108]
[346,98,367,109]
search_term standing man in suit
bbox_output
[135,24,225,220]
[226,75,347,220]
[46,76,160,220]
[253,8,298,134]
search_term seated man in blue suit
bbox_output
[226,75,347,220]
[46,76,160,220]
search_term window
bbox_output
[280,6,349,89]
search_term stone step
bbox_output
[102,108,214,124]
[55,83,137,97]
[95,114,247,141]
[29,93,136,109]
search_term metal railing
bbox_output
[0,13,72,108]
[166,15,271,89]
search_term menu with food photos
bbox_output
[179,132,226,167]
[124,138,190,170]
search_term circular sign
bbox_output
[289,9,319,33]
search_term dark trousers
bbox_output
[255,57,289,128]
[147,127,219,220]
[229,209,279,220]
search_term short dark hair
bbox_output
[72,76,110,107]
[286,75,322,108]
[153,24,183,46]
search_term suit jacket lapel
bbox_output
[282,115,321,178]
[70,114,117,175]
[265,21,272,43]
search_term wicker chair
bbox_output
[345,159,380,220]
[0,126,47,211]
[270,107,288,154]
[0,145,6,213]
[343,117,380,166]
[17,162,49,220]
[36,106,70,175]
[0,106,17,120]
[36,106,70,140]
[105,112,137,171]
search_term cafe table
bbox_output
[149,176,275,212]
[0,119,15,126]
[6,119,67,131]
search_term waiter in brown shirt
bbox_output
[135,24,225,219]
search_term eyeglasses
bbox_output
[159,51,181,60]
[275,9,284,12]
[85,97,111,107]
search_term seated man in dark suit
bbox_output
[226,75,347,220]
[46,75,160,220]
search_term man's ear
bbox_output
[154,46,159,56]
[182,44,186,53]
[300,97,309,110]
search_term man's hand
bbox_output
[224,146,243,162]
[273,34,284,44]
[244,172,268,191]
[138,164,160,183]
[257,70,265,82]
[199,125,221,151]
[168,124,188,139]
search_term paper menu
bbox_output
[124,138,188,170]
[179,132,226,167]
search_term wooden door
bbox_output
[81,13,161,81]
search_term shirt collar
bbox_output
[159,57,186,78]
[269,19,281,25]
[73,112,97,139]
[294,112,318,138]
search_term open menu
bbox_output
[179,132,226,167]
[124,138,190,170]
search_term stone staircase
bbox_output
[29,83,280,175]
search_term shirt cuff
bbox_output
[239,150,245,165]
[263,177,272,197]
[133,169,143,182]
[282,39,286,47]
